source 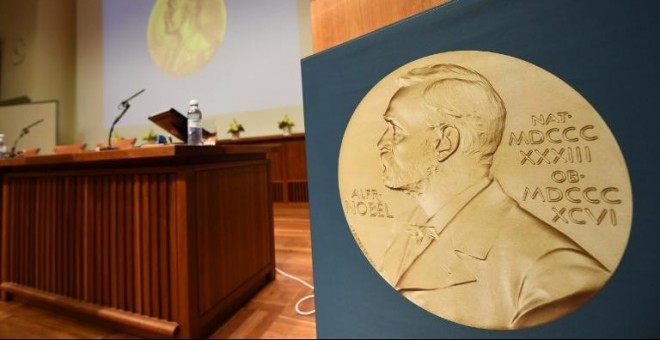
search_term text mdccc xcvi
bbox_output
[338,51,632,330]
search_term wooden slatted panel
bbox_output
[110,176,118,309]
[140,174,151,317]
[102,176,110,306]
[55,177,63,296]
[158,174,170,320]
[125,175,135,313]
[2,172,176,321]
[167,172,179,323]
[132,174,143,315]
[116,175,125,310]
[74,176,85,301]
[34,178,42,291]
[3,177,82,296]
[288,181,309,202]
[149,175,160,318]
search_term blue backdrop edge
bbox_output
[301,0,660,338]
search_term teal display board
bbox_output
[302,0,660,338]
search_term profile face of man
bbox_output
[377,85,440,191]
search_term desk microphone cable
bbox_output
[275,267,315,316]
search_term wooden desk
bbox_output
[0,145,275,338]
[217,133,308,203]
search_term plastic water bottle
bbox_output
[187,99,203,145]
[0,134,6,157]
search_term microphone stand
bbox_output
[101,88,145,151]
[104,102,130,150]
[7,119,44,158]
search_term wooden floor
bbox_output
[0,204,316,339]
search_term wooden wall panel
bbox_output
[285,140,307,181]
[217,133,308,203]
[310,0,450,52]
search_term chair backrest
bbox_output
[96,137,137,150]
[19,148,40,157]
[53,143,87,154]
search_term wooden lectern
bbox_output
[0,145,275,338]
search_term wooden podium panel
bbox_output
[0,145,275,338]
[217,133,308,203]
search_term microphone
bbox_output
[7,119,44,157]
[102,88,145,151]
[119,88,145,108]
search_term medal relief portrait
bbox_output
[338,51,632,330]
[148,0,226,76]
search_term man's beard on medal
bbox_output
[380,149,438,196]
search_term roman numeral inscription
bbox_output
[508,112,624,227]
[509,112,599,165]
[517,146,592,165]
[522,183,621,226]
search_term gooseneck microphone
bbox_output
[102,88,145,150]
[7,119,44,157]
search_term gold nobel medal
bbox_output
[338,51,632,330]
[147,0,227,76]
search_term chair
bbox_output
[96,137,137,150]
[18,148,40,157]
[53,143,87,154]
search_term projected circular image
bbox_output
[147,0,226,76]
[338,51,632,329]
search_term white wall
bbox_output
[0,0,38,101]
[0,0,75,144]
[34,0,75,143]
